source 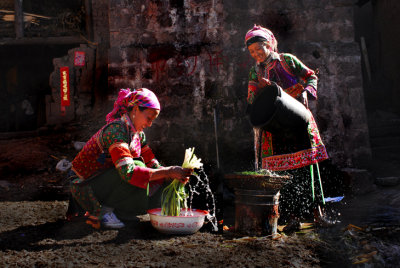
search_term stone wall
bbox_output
[107,0,227,168]
[91,0,111,104]
[47,45,96,125]
[107,0,371,172]
[46,0,110,127]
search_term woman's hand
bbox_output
[166,166,193,184]
[150,166,193,184]
[301,91,308,108]
[258,77,271,88]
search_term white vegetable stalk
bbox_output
[182,147,203,169]
[161,147,203,216]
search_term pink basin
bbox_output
[147,208,209,235]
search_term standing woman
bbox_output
[68,88,192,229]
[244,25,330,227]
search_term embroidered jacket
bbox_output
[71,115,161,189]
[247,52,328,171]
[248,53,318,104]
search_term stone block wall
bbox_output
[47,45,96,125]
[91,0,111,103]
[107,0,228,168]
[106,0,371,172]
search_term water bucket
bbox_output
[249,83,311,137]
[234,189,280,236]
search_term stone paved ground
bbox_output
[0,201,329,267]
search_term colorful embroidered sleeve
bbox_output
[282,53,318,99]
[101,123,152,189]
[139,132,164,195]
[247,66,259,104]
[139,132,162,169]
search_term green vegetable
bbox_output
[161,179,187,216]
[234,169,273,176]
[161,148,203,216]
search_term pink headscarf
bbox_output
[245,25,278,52]
[106,88,160,123]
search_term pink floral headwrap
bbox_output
[245,25,278,52]
[106,88,160,123]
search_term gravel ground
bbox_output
[0,127,334,267]
[0,201,328,267]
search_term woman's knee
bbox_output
[70,178,84,198]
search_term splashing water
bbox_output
[187,168,218,232]
[179,209,194,217]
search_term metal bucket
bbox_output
[249,82,311,139]
[234,189,280,236]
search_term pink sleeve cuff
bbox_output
[304,85,317,99]
[129,166,152,189]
